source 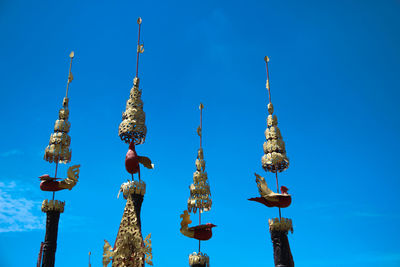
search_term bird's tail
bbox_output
[255,173,275,196]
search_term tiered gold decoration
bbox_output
[118,76,147,145]
[119,18,146,145]
[187,104,212,213]
[44,52,75,164]
[261,57,289,173]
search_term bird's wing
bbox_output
[255,173,276,197]
[138,156,154,169]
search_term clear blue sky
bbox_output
[1,0,400,266]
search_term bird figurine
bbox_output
[248,173,292,208]
[180,210,216,241]
[125,141,154,175]
[39,165,80,192]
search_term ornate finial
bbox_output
[136,17,144,78]
[261,57,289,173]
[66,51,74,98]
[198,103,204,147]
[188,104,212,214]
[44,52,75,164]
[265,56,272,105]
[119,18,147,145]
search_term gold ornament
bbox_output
[187,148,212,213]
[268,217,293,233]
[104,194,152,267]
[44,52,75,164]
[119,77,147,145]
[41,200,65,213]
[261,57,289,173]
[189,252,209,267]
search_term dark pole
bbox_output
[131,192,144,231]
[41,201,64,267]
[271,229,294,267]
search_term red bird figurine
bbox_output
[39,165,80,192]
[248,173,292,208]
[189,223,217,241]
[180,210,216,241]
[125,142,154,175]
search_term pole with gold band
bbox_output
[38,51,81,267]
[248,56,294,267]
[180,103,216,267]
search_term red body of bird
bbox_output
[125,142,140,174]
[40,181,65,192]
[248,196,291,208]
[189,223,217,241]
[39,175,64,192]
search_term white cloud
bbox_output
[0,149,24,157]
[0,181,44,233]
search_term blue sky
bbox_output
[1,0,400,266]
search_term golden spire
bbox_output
[119,18,147,145]
[261,56,289,173]
[44,52,75,164]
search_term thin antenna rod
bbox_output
[136,17,143,78]
[199,103,203,148]
[198,103,204,253]
[65,51,74,98]
[52,162,59,200]
[275,171,282,220]
[264,56,271,104]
